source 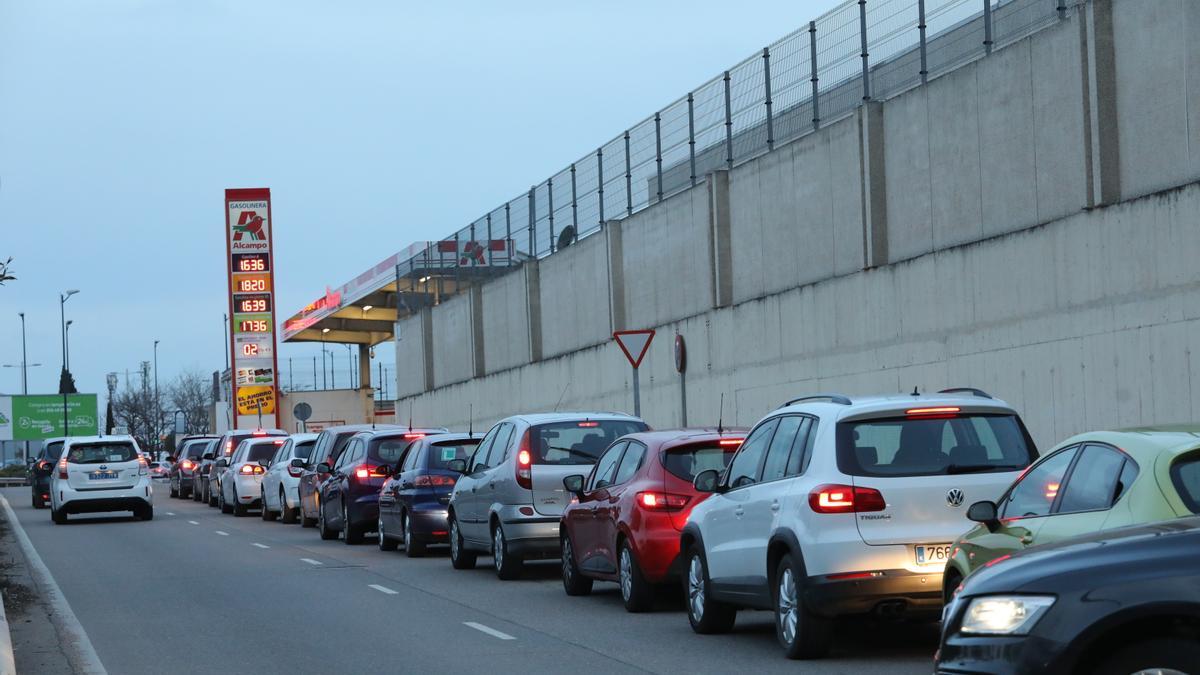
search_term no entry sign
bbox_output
[613,330,655,369]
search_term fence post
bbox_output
[1056,0,1066,20]
[687,93,697,187]
[918,0,928,84]
[762,47,774,151]
[505,202,512,253]
[983,0,993,55]
[723,70,733,169]
[486,213,493,266]
[527,187,536,258]
[547,177,555,253]
[597,148,605,225]
[624,131,633,216]
[654,112,664,202]
[809,21,820,131]
[570,162,578,234]
[859,0,871,102]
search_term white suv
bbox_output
[49,436,154,524]
[680,390,1037,659]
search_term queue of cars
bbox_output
[40,386,1199,671]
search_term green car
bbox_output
[943,425,1200,601]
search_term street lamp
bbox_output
[65,320,73,371]
[321,328,330,390]
[153,340,160,456]
[59,289,79,435]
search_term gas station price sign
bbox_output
[225,188,279,428]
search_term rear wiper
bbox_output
[946,463,1024,475]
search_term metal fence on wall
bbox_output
[440,0,1067,264]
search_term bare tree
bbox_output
[0,257,14,285]
[112,385,157,450]
[168,370,213,434]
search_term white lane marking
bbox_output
[300,558,323,566]
[0,494,108,674]
[369,584,398,595]
[464,622,516,640]
[215,530,229,536]
[165,512,176,516]
[187,520,199,525]
[252,543,269,549]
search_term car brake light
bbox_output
[356,467,370,479]
[274,439,286,445]
[252,429,266,436]
[58,458,68,479]
[515,431,532,490]
[718,439,744,446]
[808,484,886,513]
[404,433,426,440]
[905,406,960,416]
[414,475,456,487]
[826,571,882,581]
[138,455,149,476]
[181,460,195,470]
[239,464,265,475]
[577,421,599,428]
[288,465,304,477]
[636,491,690,511]
[37,460,50,471]
[224,440,233,455]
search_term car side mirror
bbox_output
[562,474,585,498]
[202,452,215,461]
[967,500,1000,532]
[215,458,229,468]
[258,459,270,468]
[693,469,722,494]
[446,459,467,473]
[315,463,331,475]
[290,458,306,469]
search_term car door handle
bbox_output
[1020,534,1034,545]
[488,482,496,489]
[734,507,744,517]
[770,500,780,512]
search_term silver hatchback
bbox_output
[446,412,648,579]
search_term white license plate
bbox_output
[915,544,951,566]
[89,471,119,480]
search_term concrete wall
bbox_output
[537,233,612,358]
[431,293,474,388]
[482,267,531,374]
[393,312,426,399]
[278,389,373,432]
[620,186,713,328]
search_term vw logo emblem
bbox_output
[99,465,108,471]
[946,488,965,507]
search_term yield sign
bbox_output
[613,330,655,369]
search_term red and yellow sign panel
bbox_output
[225,188,279,429]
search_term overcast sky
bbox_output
[1,0,840,400]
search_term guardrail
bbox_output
[0,478,28,488]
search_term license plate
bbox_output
[89,471,119,480]
[915,544,951,566]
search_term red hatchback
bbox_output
[559,429,745,612]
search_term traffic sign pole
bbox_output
[613,330,655,420]
[632,368,641,418]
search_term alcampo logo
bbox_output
[232,211,266,241]
[0,412,8,425]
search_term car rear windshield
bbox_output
[1171,454,1200,514]
[66,443,137,464]
[427,439,481,470]
[294,440,315,460]
[180,440,208,459]
[662,443,739,482]
[246,443,278,463]
[42,441,63,461]
[836,413,1035,477]
[530,420,649,465]
[370,437,417,464]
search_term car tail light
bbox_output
[239,464,265,475]
[252,429,266,436]
[905,406,960,418]
[138,455,149,476]
[181,460,195,470]
[224,440,233,455]
[37,460,50,471]
[515,431,532,490]
[404,433,426,440]
[718,438,744,446]
[58,458,68,479]
[636,491,690,511]
[808,484,885,513]
[577,421,599,428]
[288,464,304,478]
[414,475,456,487]
[826,571,882,581]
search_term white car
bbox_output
[49,435,154,524]
[680,389,1037,659]
[260,433,317,523]
[218,437,286,517]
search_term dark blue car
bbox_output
[377,433,481,556]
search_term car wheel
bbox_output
[403,513,426,558]
[378,516,399,551]
[220,487,232,514]
[774,554,831,659]
[318,503,337,540]
[942,568,963,605]
[31,493,42,509]
[1096,638,1200,675]
[685,546,736,634]
[560,535,593,596]
[280,489,297,524]
[208,483,219,508]
[261,489,277,521]
[343,502,363,545]
[492,523,524,580]
[619,541,654,612]
[233,486,248,517]
[139,503,154,521]
[448,516,477,570]
[192,482,202,502]
[51,508,67,525]
[169,482,178,498]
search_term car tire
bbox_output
[318,503,337,540]
[192,483,202,502]
[343,502,363,545]
[51,508,66,525]
[378,516,399,551]
[942,568,963,605]
[261,490,277,521]
[619,540,654,613]
[403,512,426,558]
[208,483,219,508]
[774,554,831,659]
[684,546,736,634]
[31,493,44,509]
[1096,638,1200,675]
[169,483,178,498]
[492,523,525,580]
[220,487,233,514]
[139,504,154,521]
[560,535,593,596]
[280,489,298,524]
[448,516,476,570]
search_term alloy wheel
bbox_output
[493,527,505,572]
[562,538,575,584]
[450,520,460,558]
[619,547,634,602]
[688,555,706,622]
[403,515,412,550]
[378,518,386,546]
[778,567,799,646]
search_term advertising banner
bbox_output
[236,386,276,416]
[226,188,280,429]
[1,394,99,440]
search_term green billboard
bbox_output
[1,394,99,440]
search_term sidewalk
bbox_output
[0,502,73,674]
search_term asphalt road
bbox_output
[6,485,938,674]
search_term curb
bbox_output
[0,508,13,675]
[0,494,107,675]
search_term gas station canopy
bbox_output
[282,239,526,346]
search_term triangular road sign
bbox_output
[613,329,655,369]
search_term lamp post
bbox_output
[321,328,330,389]
[344,344,354,389]
[59,289,79,435]
[65,320,73,371]
[153,340,160,457]
[18,312,28,393]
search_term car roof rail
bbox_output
[782,393,852,407]
[937,387,993,399]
